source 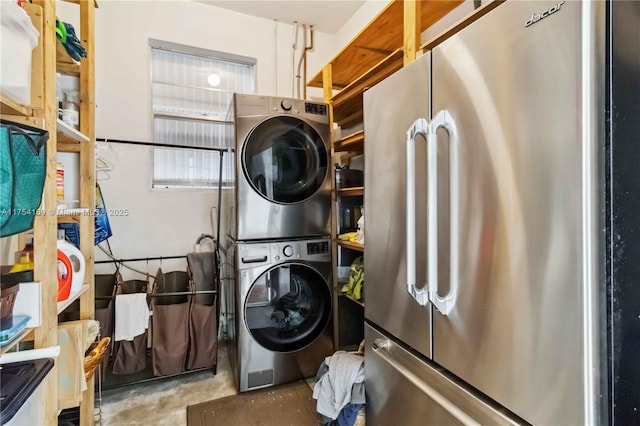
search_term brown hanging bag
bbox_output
[93,265,120,370]
[186,252,219,370]
[151,267,190,376]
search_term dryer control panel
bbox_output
[266,97,329,121]
[270,239,330,263]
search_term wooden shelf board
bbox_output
[335,240,364,252]
[332,48,404,108]
[57,208,91,223]
[331,49,403,128]
[421,0,505,52]
[57,61,81,76]
[58,0,99,8]
[1,94,33,117]
[334,130,364,153]
[308,0,463,89]
[57,284,90,315]
[57,142,82,153]
[0,328,34,355]
[335,187,364,197]
[336,109,363,130]
[57,208,91,217]
[57,119,90,144]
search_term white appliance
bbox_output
[232,94,331,241]
[226,238,333,392]
[362,1,638,424]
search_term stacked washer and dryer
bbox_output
[226,94,333,392]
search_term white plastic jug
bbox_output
[57,231,85,295]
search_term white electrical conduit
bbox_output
[295,24,315,99]
[304,25,314,99]
[292,21,299,98]
[274,19,278,96]
[296,24,307,99]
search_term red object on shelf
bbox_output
[57,249,73,302]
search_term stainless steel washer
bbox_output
[232,94,331,241]
[226,237,333,392]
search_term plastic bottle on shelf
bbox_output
[10,235,34,273]
[61,90,80,129]
[56,162,65,209]
[57,229,85,295]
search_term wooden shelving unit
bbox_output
[335,187,364,197]
[0,329,35,356]
[310,0,464,352]
[331,48,404,127]
[307,0,462,90]
[335,240,365,252]
[57,284,91,315]
[0,1,96,424]
[334,130,364,153]
[57,118,91,144]
[0,94,34,116]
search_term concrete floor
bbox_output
[97,343,365,425]
[98,345,236,425]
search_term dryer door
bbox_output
[243,116,328,204]
[244,263,331,352]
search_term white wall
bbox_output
[54,0,336,277]
[93,0,334,141]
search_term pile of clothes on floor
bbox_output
[313,350,365,426]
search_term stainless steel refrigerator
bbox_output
[363,1,616,424]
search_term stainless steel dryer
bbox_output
[232,94,331,241]
[227,237,333,392]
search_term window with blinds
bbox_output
[150,39,256,188]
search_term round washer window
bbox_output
[244,263,331,353]
[243,116,328,204]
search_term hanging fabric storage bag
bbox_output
[151,268,189,376]
[111,278,149,375]
[186,252,219,370]
[0,120,48,237]
[94,266,120,370]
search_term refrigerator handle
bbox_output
[406,118,430,306]
[428,110,459,316]
[371,336,480,425]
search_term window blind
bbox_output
[150,40,256,188]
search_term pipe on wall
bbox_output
[296,24,307,99]
[274,19,278,96]
[303,25,314,99]
[292,21,299,98]
[295,24,315,99]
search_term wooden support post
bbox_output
[79,1,96,424]
[404,0,421,66]
[31,1,58,424]
[322,64,333,104]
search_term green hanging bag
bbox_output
[0,120,48,237]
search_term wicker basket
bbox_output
[84,336,110,382]
[0,283,20,329]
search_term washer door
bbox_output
[244,263,331,352]
[243,116,328,204]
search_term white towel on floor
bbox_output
[313,351,365,420]
[114,293,150,341]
